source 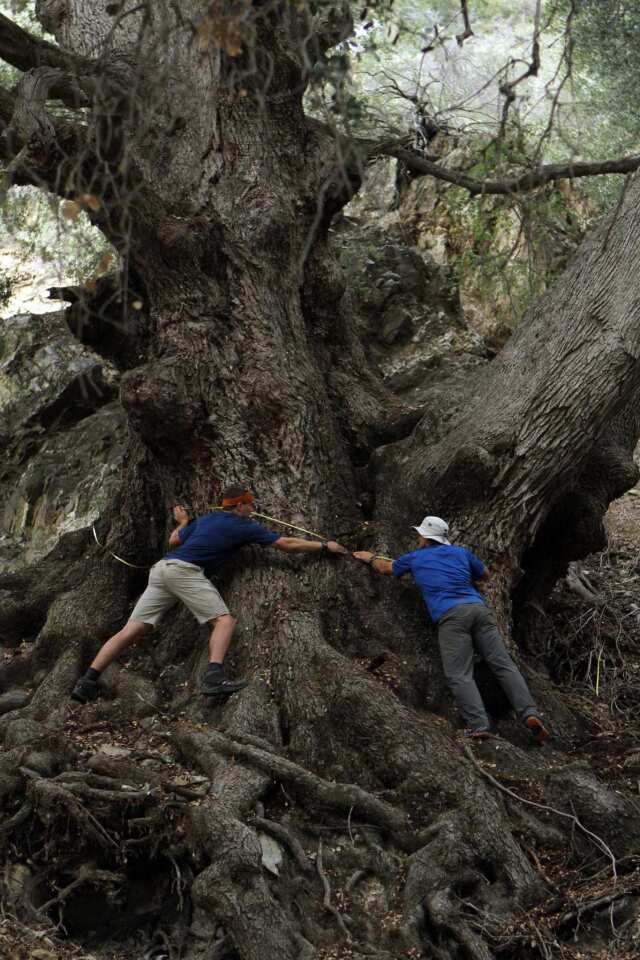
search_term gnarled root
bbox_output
[187,801,302,960]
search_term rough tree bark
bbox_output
[1,3,640,959]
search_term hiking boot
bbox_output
[200,669,248,697]
[71,675,99,704]
[526,715,550,744]
[462,728,494,741]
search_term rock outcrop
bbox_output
[0,310,126,575]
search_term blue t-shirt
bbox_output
[165,511,279,576]
[392,543,486,623]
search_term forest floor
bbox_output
[2,491,640,960]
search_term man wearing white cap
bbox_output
[354,516,549,742]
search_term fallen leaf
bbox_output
[81,193,102,212]
[61,200,81,220]
[95,252,114,276]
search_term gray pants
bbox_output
[438,603,538,731]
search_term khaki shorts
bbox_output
[129,559,229,626]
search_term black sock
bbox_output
[207,661,223,673]
[86,668,100,681]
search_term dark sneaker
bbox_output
[526,715,550,743]
[71,675,99,704]
[462,728,494,741]
[200,671,248,697]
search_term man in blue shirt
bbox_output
[72,484,347,703]
[354,515,549,742]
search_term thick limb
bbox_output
[208,613,237,664]
[90,620,152,673]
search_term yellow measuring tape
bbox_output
[93,510,393,568]
[249,511,392,562]
[248,510,329,542]
[92,524,148,570]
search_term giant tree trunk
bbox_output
[2,4,640,959]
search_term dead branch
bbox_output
[456,1,474,46]
[558,890,635,929]
[566,562,605,606]
[463,745,618,880]
[58,782,150,804]
[498,0,542,133]
[38,866,124,915]
[84,753,207,799]
[317,839,351,940]
[29,778,119,850]
[531,0,576,164]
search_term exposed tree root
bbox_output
[174,725,436,851]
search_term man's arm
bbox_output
[273,537,347,555]
[467,549,489,582]
[353,550,394,574]
[168,505,190,548]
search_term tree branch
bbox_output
[0,11,92,75]
[377,143,640,196]
[498,0,541,134]
[0,79,91,193]
[0,13,111,108]
[310,1,353,54]
[456,0,474,45]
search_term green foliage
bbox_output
[433,128,589,329]
[548,0,640,208]
[554,0,640,133]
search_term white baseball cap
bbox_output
[413,516,450,544]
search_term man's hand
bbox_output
[326,540,348,555]
[173,505,189,525]
[353,550,374,563]
[168,505,190,548]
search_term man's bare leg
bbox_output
[207,613,238,664]
[91,620,153,673]
[71,619,153,704]
[202,614,247,696]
